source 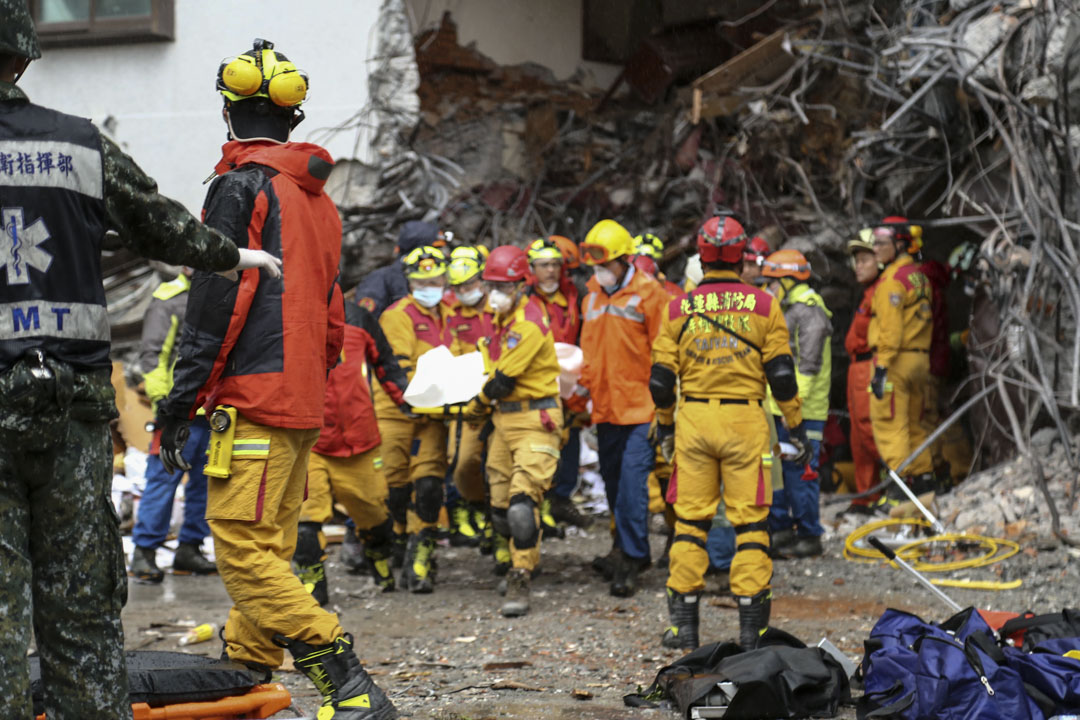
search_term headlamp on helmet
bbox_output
[696,216,747,264]
[528,238,564,264]
[761,249,811,281]
[217,39,309,108]
[404,246,448,280]
[875,216,923,255]
[743,236,770,265]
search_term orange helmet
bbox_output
[761,249,811,281]
[697,216,747,263]
[549,235,580,269]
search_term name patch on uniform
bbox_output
[0,301,109,341]
[0,140,103,199]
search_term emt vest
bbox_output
[0,101,107,373]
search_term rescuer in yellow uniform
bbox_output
[867,218,935,492]
[467,245,563,618]
[650,216,809,651]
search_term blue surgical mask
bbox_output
[413,286,444,308]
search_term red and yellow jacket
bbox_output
[314,303,407,457]
[868,255,933,370]
[483,295,560,402]
[446,296,495,356]
[163,140,343,429]
[374,294,453,418]
[528,277,581,345]
[579,266,667,425]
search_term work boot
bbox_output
[609,548,642,598]
[591,546,617,581]
[399,531,436,594]
[341,527,367,576]
[274,633,397,720]
[910,472,936,496]
[390,531,406,569]
[548,494,591,529]
[364,543,395,592]
[173,542,217,575]
[130,545,163,584]
[297,561,329,606]
[540,497,565,539]
[448,500,481,547]
[295,523,329,606]
[493,533,511,576]
[786,535,824,559]
[736,589,772,650]
[769,528,796,559]
[500,567,531,617]
[661,589,700,650]
[475,504,494,556]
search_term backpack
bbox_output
[999,609,1080,651]
[626,628,851,719]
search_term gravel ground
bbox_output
[120,503,1080,719]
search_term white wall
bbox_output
[405,0,620,87]
[23,0,381,214]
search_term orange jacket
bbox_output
[844,282,878,358]
[579,266,667,425]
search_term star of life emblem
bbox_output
[2,207,52,285]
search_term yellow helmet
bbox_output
[448,246,484,285]
[633,232,664,261]
[527,238,564,263]
[217,38,308,108]
[848,227,875,255]
[404,246,448,280]
[581,219,635,265]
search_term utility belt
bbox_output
[853,351,874,362]
[0,350,116,450]
[683,396,762,406]
[496,397,559,413]
[869,347,929,354]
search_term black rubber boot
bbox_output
[364,541,395,592]
[736,589,772,650]
[294,522,329,606]
[448,500,481,547]
[500,567,531,617]
[274,634,397,719]
[661,588,700,649]
[786,535,824,558]
[769,528,796,559]
[389,532,406,569]
[172,542,217,575]
[341,527,367,575]
[539,497,564,539]
[130,545,163,584]
[399,530,436,593]
[493,533,511,576]
[609,548,642,598]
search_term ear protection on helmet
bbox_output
[217,38,308,108]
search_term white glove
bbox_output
[217,248,283,281]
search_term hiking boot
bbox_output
[661,589,700,650]
[548,494,591,529]
[364,542,395,593]
[130,545,163,584]
[609,548,643,598]
[399,531,436,593]
[390,532,406,569]
[449,501,482,547]
[500,567,531,617]
[540,498,564,540]
[493,533,511,576]
[274,634,397,720]
[736,589,772,650]
[173,542,217,575]
[341,528,367,576]
[786,535,824,559]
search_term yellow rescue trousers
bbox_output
[377,414,448,533]
[299,446,388,530]
[486,406,563,571]
[870,350,933,475]
[668,400,772,597]
[448,419,487,503]
[206,415,341,669]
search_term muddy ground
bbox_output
[122,506,1080,719]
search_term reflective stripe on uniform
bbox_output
[232,439,271,458]
[0,300,108,341]
[583,293,646,323]
[0,140,104,199]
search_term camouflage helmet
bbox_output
[1,0,42,60]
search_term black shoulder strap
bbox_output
[676,291,763,354]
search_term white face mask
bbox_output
[538,279,560,295]
[454,286,485,307]
[412,286,444,308]
[489,288,515,313]
[594,265,618,290]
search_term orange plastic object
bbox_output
[36,683,291,720]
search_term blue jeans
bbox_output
[553,427,580,499]
[596,422,654,560]
[132,416,211,549]
[707,524,734,571]
[768,417,825,538]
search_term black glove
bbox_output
[158,414,191,475]
[788,423,813,466]
[871,366,888,400]
[656,423,675,464]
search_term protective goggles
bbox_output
[581,244,618,264]
[217,40,308,108]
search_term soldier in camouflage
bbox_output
[0,4,281,719]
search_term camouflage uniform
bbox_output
[0,71,238,720]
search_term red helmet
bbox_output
[631,254,659,277]
[482,245,530,282]
[697,216,747,263]
[743,236,770,263]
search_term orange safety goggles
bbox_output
[581,244,615,264]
